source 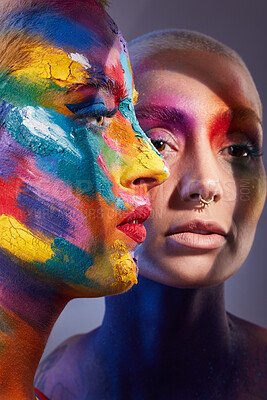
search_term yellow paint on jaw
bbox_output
[13,46,90,87]
[110,240,137,284]
[0,215,53,263]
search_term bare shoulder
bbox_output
[35,329,98,400]
[227,313,267,399]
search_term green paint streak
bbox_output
[0,71,65,108]
[37,238,98,287]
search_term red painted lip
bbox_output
[166,220,227,250]
[117,204,151,243]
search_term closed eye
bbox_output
[66,101,117,128]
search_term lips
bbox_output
[117,204,151,243]
[166,220,227,250]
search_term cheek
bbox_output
[106,116,135,150]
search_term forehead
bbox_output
[4,3,120,60]
[0,3,134,108]
[134,48,262,119]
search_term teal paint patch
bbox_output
[118,98,141,133]
[115,197,126,211]
[39,238,97,287]
[4,106,81,157]
[57,125,116,204]
[118,98,163,160]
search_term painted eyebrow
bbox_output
[67,77,127,101]
[135,105,190,127]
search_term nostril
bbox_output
[190,193,200,202]
[133,177,158,186]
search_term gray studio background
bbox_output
[42,0,267,359]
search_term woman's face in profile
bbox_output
[134,48,266,288]
[0,2,168,297]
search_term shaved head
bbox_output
[129,29,249,74]
[129,28,261,115]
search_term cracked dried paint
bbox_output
[0,6,169,296]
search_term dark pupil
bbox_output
[152,139,166,151]
[229,145,245,157]
[96,116,103,123]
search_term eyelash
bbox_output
[150,138,169,152]
[148,134,263,163]
[146,131,178,154]
[220,140,263,159]
[72,106,117,128]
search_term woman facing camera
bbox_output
[0,2,168,399]
[35,30,267,400]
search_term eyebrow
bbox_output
[136,105,262,130]
[231,108,262,127]
[135,105,190,128]
[67,76,127,102]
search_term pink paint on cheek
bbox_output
[14,158,93,248]
[97,151,115,181]
[15,158,78,205]
[102,132,126,154]
[117,190,149,209]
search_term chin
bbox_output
[138,251,240,289]
[64,241,139,298]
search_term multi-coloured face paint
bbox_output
[0,0,169,296]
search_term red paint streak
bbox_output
[107,61,128,103]
[209,111,232,146]
[0,177,25,222]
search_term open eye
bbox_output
[220,143,263,159]
[145,128,179,158]
[222,145,249,157]
[151,139,168,152]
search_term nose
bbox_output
[120,140,169,192]
[179,144,223,205]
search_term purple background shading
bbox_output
[42,0,267,359]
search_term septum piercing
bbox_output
[199,194,214,208]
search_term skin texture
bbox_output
[35,45,267,400]
[0,2,168,399]
[134,48,266,287]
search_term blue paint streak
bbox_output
[16,184,73,238]
[40,238,97,286]
[6,10,101,50]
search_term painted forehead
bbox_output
[3,1,116,50]
[0,4,133,110]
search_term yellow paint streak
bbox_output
[13,46,90,87]
[133,88,138,106]
[0,215,53,263]
[110,240,137,285]
[111,134,169,188]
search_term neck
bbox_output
[0,253,67,399]
[98,275,232,393]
